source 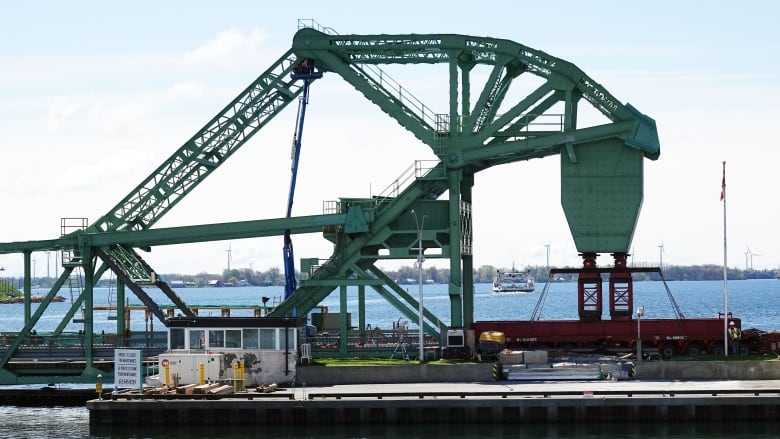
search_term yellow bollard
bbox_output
[232,362,238,392]
[164,363,170,387]
[239,360,245,392]
[96,374,103,400]
[199,362,205,385]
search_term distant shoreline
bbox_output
[0,295,66,304]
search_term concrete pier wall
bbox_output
[635,360,780,380]
[295,363,494,385]
[88,395,780,426]
[295,361,780,385]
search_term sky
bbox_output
[1,1,778,278]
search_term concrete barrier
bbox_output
[295,360,780,385]
[296,363,493,385]
[636,360,780,380]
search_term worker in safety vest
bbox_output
[728,321,742,355]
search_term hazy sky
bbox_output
[1,1,778,278]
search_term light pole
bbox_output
[410,209,426,363]
[636,305,645,361]
[0,267,5,294]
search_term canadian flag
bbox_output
[720,162,726,201]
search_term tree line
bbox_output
[164,264,779,287]
[4,264,776,291]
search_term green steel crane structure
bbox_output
[0,21,658,383]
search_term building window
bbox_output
[170,328,185,350]
[225,329,241,348]
[260,328,276,350]
[243,329,258,349]
[189,330,205,350]
[284,328,296,350]
[208,330,225,348]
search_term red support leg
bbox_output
[609,252,633,320]
[578,252,602,321]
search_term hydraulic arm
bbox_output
[283,59,323,299]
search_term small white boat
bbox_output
[493,266,535,293]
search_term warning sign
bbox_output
[114,349,142,389]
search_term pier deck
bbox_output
[87,379,780,426]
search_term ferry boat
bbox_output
[492,266,535,293]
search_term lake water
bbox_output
[1,279,779,438]
[5,278,779,333]
[2,405,780,438]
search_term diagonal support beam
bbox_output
[93,247,169,324]
[0,267,74,369]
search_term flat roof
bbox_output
[167,316,307,329]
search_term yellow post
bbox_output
[199,362,205,385]
[164,363,170,387]
[239,360,245,392]
[96,374,103,400]
[232,362,238,392]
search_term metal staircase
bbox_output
[268,159,451,340]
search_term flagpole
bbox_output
[721,161,729,357]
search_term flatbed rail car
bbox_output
[473,262,744,358]
[472,316,740,357]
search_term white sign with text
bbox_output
[114,349,142,389]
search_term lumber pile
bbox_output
[176,384,199,395]
[256,383,278,393]
[192,383,223,394]
[207,385,234,395]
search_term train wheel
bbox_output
[686,345,701,356]
[712,345,724,356]
[661,345,676,358]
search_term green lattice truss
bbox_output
[0,22,658,380]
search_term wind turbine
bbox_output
[658,243,666,270]
[747,246,761,270]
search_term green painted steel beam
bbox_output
[89,49,310,234]
[86,212,366,248]
[462,121,635,168]
[269,170,451,318]
[93,247,169,323]
[292,29,659,155]
[0,238,75,254]
[300,278,386,287]
[0,267,74,369]
[0,211,367,255]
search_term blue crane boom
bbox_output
[284,59,323,298]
